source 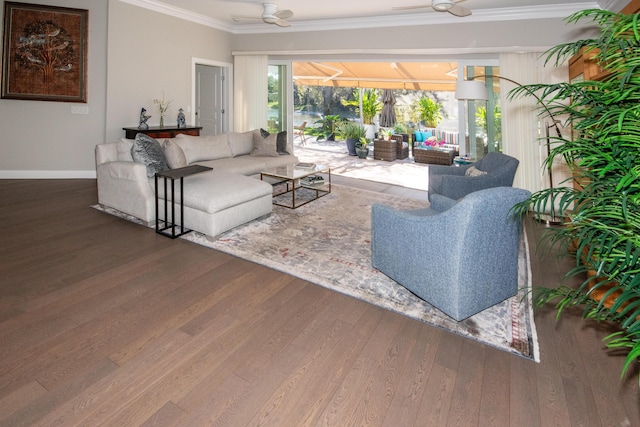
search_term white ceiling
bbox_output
[122,0,626,34]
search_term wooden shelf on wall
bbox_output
[622,0,640,14]
[568,47,610,82]
[568,0,639,82]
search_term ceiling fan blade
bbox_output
[392,5,432,11]
[273,18,291,27]
[274,9,293,20]
[448,5,471,17]
[232,15,261,22]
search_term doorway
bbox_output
[192,59,231,135]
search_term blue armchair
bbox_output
[371,186,531,321]
[428,152,519,202]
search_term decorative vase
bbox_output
[159,115,164,128]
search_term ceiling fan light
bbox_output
[432,0,454,12]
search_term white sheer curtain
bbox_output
[233,55,268,132]
[499,52,546,193]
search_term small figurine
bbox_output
[177,108,186,128]
[138,108,151,130]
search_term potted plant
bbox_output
[512,9,640,380]
[356,137,369,159]
[414,97,442,128]
[313,114,344,141]
[338,121,366,156]
[342,89,382,139]
[379,128,394,140]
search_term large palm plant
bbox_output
[341,89,382,124]
[511,9,640,379]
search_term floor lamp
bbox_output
[455,76,563,225]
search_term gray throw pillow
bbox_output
[260,128,290,155]
[131,133,168,177]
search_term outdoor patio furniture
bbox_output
[294,122,307,145]
[428,152,519,202]
[414,148,455,165]
[393,135,409,160]
[373,139,397,161]
[371,186,531,321]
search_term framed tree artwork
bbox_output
[1,2,88,102]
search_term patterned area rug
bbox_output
[94,184,539,361]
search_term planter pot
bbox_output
[346,138,358,156]
[364,124,376,140]
[356,147,369,159]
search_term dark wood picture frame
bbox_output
[1,2,88,102]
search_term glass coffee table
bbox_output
[260,164,331,209]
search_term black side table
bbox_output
[155,165,212,238]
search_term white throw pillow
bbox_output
[174,133,232,163]
[162,138,188,169]
[465,165,488,177]
[227,130,255,157]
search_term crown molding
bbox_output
[120,1,601,35]
[597,0,629,12]
[118,0,234,33]
[232,46,554,57]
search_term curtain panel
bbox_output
[233,55,268,132]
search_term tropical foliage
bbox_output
[413,97,442,127]
[338,121,366,140]
[312,114,346,141]
[341,89,382,124]
[511,9,640,380]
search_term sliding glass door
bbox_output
[460,64,502,160]
[268,64,288,133]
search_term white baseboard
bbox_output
[0,170,97,179]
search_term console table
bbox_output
[123,126,202,139]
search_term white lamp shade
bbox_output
[455,80,488,100]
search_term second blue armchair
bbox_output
[428,151,519,202]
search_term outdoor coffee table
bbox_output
[260,164,331,209]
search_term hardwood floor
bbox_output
[0,178,638,426]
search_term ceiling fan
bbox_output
[232,2,294,27]
[393,0,472,17]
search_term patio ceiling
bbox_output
[292,61,460,91]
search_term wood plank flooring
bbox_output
[0,178,638,426]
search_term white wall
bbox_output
[105,1,233,142]
[0,0,108,178]
[231,18,597,54]
[0,0,233,178]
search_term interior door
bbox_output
[196,64,225,135]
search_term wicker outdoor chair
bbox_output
[392,135,409,160]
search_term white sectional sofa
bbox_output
[95,129,298,238]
